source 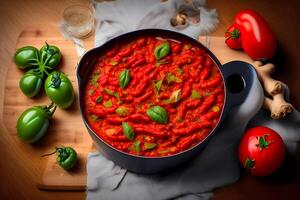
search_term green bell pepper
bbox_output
[44,71,74,109]
[16,103,56,143]
[14,46,39,69]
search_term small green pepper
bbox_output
[42,146,78,170]
[16,103,56,143]
[56,146,77,170]
[40,42,62,70]
[44,71,74,109]
[14,46,39,69]
[19,69,44,98]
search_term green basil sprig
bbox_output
[146,105,168,124]
[154,42,170,61]
[122,122,135,140]
[119,69,131,88]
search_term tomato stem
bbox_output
[255,134,273,151]
[244,157,255,170]
[225,28,240,42]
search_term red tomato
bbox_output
[234,9,277,60]
[238,126,285,177]
[225,24,242,50]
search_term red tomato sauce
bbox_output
[84,35,225,157]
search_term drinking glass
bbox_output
[63,4,95,38]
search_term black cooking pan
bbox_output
[77,29,256,174]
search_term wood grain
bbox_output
[0,0,299,199]
[2,27,95,190]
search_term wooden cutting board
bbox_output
[2,28,252,190]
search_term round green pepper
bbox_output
[44,71,74,109]
[56,146,77,170]
[14,46,39,69]
[40,42,62,70]
[16,103,56,143]
[19,69,44,98]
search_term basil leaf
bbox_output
[163,89,181,104]
[128,140,141,153]
[144,142,157,150]
[116,106,129,116]
[146,105,168,124]
[89,114,100,122]
[103,88,121,103]
[166,73,182,84]
[103,88,115,96]
[154,42,170,61]
[90,73,100,86]
[119,69,131,88]
[103,100,112,108]
[159,149,170,154]
[122,122,135,140]
[96,96,103,103]
[153,75,165,96]
[191,89,202,99]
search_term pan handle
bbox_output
[220,61,257,112]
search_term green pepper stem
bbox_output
[41,150,56,157]
[44,66,53,70]
[44,102,57,117]
[49,72,61,88]
[45,41,50,50]
[41,145,65,157]
[34,50,50,76]
[42,53,54,66]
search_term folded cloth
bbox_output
[93,0,219,46]
[87,1,300,200]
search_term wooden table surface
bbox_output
[0,0,299,199]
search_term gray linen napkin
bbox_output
[86,1,300,199]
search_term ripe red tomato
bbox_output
[225,24,242,50]
[238,126,285,177]
[234,9,277,60]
